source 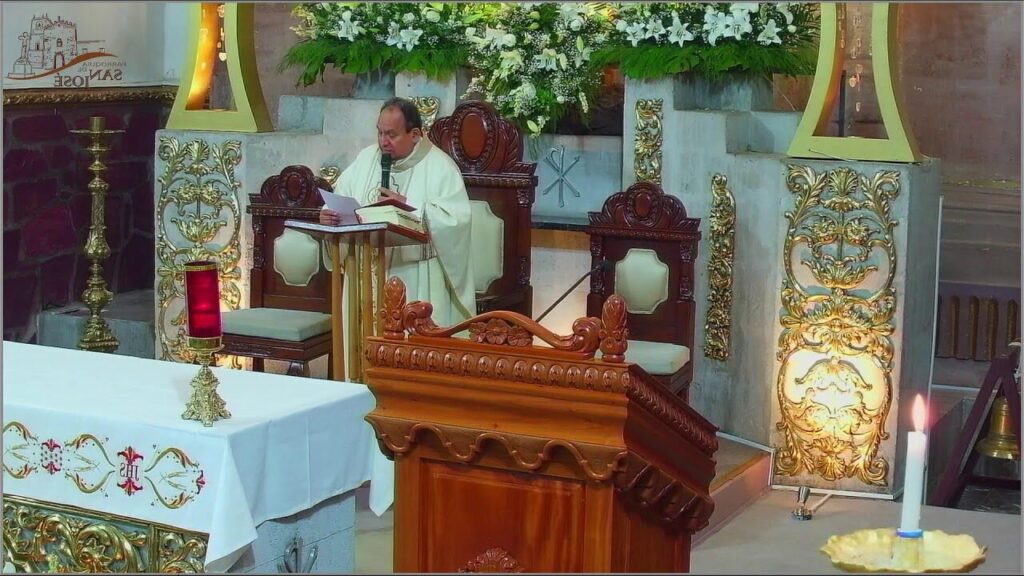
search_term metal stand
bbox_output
[930,348,1021,507]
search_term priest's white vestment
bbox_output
[332,140,475,367]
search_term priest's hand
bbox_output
[378,187,408,204]
[320,207,342,226]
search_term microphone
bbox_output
[380,153,392,190]
[535,260,612,323]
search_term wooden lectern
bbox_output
[365,277,720,573]
[284,220,428,382]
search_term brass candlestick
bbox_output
[181,336,231,427]
[70,116,124,353]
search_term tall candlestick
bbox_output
[898,395,928,536]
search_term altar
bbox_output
[1,342,393,573]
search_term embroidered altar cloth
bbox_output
[1,342,394,571]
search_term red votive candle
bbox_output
[184,261,222,338]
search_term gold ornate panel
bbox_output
[412,96,441,133]
[156,137,243,363]
[774,165,900,487]
[704,174,735,361]
[634,99,663,184]
[2,495,207,573]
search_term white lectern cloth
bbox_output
[1,342,394,571]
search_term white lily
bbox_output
[573,47,592,67]
[703,10,730,46]
[497,50,524,79]
[397,28,423,51]
[727,11,752,40]
[667,11,694,47]
[483,27,513,49]
[534,48,560,71]
[384,21,402,47]
[646,18,667,41]
[333,10,365,41]
[757,19,782,45]
[558,3,585,22]
[626,22,647,46]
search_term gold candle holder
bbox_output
[181,336,232,427]
[70,116,124,354]
[821,528,987,573]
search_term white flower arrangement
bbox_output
[285,2,476,83]
[464,2,613,137]
[283,3,819,135]
[598,2,819,79]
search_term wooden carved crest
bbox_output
[429,101,535,176]
[469,318,533,347]
[251,165,331,209]
[599,295,628,363]
[458,548,524,573]
[382,277,407,340]
[589,181,699,232]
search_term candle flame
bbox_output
[912,394,927,432]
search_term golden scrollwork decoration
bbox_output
[3,86,177,106]
[774,165,900,487]
[157,529,208,573]
[2,495,208,573]
[319,165,341,188]
[634,99,663,184]
[704,174,736,361]
[155,137,243,363]
[411,96,440,133]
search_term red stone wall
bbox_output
[3,101,170,342]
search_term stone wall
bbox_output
[3,98,170,342]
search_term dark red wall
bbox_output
[3,99,170,342]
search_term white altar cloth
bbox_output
[1,342,394,572]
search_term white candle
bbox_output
[899,395,928,535]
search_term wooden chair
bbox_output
[429,101,538,316]
[586,182,702,400]
[220,165,333,377]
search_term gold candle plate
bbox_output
[821,528,987,573]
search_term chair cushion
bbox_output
[598,339,691,375]
[223,308,331,342]
[614,249,669,314]
[471,200,504,294]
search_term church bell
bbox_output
[976,396,1020,461]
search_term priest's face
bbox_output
[377,106,421,160]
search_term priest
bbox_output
[321,97,476,332]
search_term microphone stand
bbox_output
[535,261,609,323]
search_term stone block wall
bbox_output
[3,97,171,342]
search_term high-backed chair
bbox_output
[429,101,538,316]
[219,166,333,377]
[586,182,702,400]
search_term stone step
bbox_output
[36,289,155,360]
[693,435,773,548]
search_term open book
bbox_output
[319,189,424,233]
